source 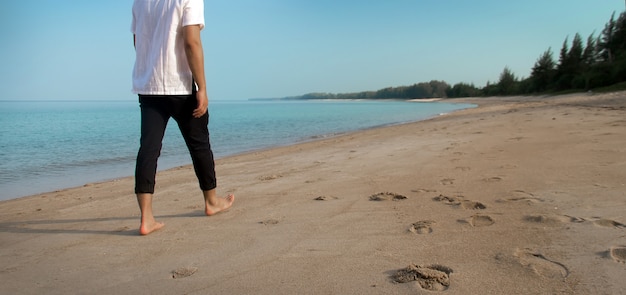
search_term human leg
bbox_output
[135,96,170,234]
[135,96,170,194]
[136,193,164,235]
[173,96,234,215]
[174,98,217,191]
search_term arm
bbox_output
[182,25,208,118]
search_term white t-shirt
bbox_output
[131,0,205,95]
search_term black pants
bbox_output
[135,95,216,194]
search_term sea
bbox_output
[0,99,474,201]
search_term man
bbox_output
[131,0,234,235]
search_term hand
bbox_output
[193,90,208,118]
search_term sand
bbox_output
[1,92,625,294]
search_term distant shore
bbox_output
[2,91,625,294]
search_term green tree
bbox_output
[447,82,481,98]
[569,33,587,88]
[577,33,599,89]
[611,12,626,82]
[569,33,584,64]
[497,66,517,95]
[404,83,429,98]
[593,11,626,86]
[554,38,569,90]
[428,80,450,98]
[598,12,617,63]
[554,35,585,90]
[582,34,597,65]
[529,48,556,92]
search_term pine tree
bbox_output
[598,12,617,63]
[497,66,517,95]
[555,37,572,90]
[582,34,597,65]
[530,48,556,92]
[558,37,569,67]
[569,33,586,88]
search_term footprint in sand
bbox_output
[523,214,585,225]
[314,195,338,201]
[433,195,487,210]
[391,264,453,291]
[259,174,282,181]
[460,201,487,210]
[440,178,455,185]
[172,267,198,279]
[482,176,503,183]
[496,190,546,205]
[591,218,626,229]
[259,219,280,225]
[369,192,407,201]
[508,136,525,141]
[609,246,626,263]
[409,220,436,234]
[433,194,462,205]
[464,214,495,227]
[514,249,569,280]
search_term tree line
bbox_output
[282,80,450,100]
[285,10,626,100]
[475,10,626,97]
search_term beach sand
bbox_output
[1,92,625,294]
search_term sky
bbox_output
[0,1,624,101]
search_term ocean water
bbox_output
[0,99,474,200]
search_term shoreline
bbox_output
[1,100,475,202]
[1,91,625,294]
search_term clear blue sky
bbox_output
[1,1,624,100]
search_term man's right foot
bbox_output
[205,194,235,216]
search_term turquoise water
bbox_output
[0,99,474,200]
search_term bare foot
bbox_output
[139,220,165,235]
[205,194,235,216]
